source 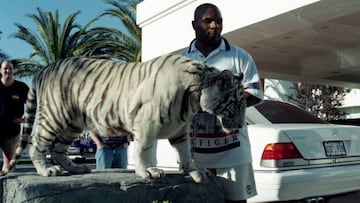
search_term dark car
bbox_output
[47,139,96,163]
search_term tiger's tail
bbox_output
[1,87,37,176]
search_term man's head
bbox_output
[0,60,15,80]
[192,3,223,47]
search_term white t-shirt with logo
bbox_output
[180,38,264,168]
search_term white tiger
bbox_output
[3,54,245,183]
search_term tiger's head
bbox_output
[200,69,246,133]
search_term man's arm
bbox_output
[243,80,264,107]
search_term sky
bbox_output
[0,0,127,59]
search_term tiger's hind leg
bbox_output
[29,119,88,176]
[29,135,63,176]
[169,128,207,184]
[50,128,91,174]
[51,137,91,174]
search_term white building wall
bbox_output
[341,89,360,119]
[264,79,296,102]
[137,0,319,61]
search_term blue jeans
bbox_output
[95,145,128,169]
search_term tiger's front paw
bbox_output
[38,165,63,176]
[146,167,165,179]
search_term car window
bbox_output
[254,100,328,124]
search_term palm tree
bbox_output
[12,8,123,77]
[99,0,142,62]
[0,31,9,60]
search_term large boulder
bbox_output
[0,169,224,203]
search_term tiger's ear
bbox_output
[217,70,233,90]
[233,72,243,86]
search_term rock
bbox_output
[0,169,224,203]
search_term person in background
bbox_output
[89,131,131,169]
[0,60,29,173]
[180,3,264,203]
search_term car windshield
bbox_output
[254,100,328,124]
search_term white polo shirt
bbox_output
[180,38,264,168]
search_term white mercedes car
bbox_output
[247,100,360,203]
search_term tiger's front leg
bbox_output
[133,136,164,179]
[169,131,208,184]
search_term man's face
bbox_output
[193,7,223,46]
[0,61,15,80]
